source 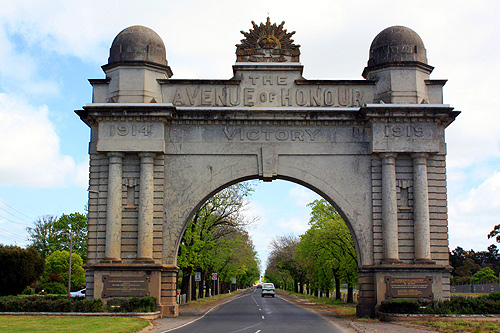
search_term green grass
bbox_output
[418,319,500,333]
[179,289,243,308]
[279,290,358,318]
[0,316,149,333]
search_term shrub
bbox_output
[0,295,103,312]
[379,295,500,315]
[0,295,155,313]
[106,297,157,312]
[379,299,420,314]
[39,282,67,295]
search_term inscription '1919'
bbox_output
[385,125,424,138]
[224,127,321,142]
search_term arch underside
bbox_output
[162,151,373,267]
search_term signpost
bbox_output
[195,272,201,282]
[212,273,217,296]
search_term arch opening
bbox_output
[175,177,361,305]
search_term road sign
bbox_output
[195,272,201,282]
[232,278,237,284]
[212,273,218,280]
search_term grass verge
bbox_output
[0,316,149,333]
[179,290,243,308]
[416,319,500,332]
[278,290,358,318]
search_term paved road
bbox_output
[168,289,345,332]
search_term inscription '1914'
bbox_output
[224,127,321,142]
[109,124,152,137]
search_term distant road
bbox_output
[170,288,346,332]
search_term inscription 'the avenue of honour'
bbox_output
[164,75,369,108]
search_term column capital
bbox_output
[107,152,125,163]
[411,152,429,161]
[138,152,157,158]
[379,153,397,164]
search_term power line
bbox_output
[0,198,36,222]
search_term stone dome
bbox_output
[367,26,427,68]
[108,25,168,67]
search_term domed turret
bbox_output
[108,25,168,67]
[93,25,172,103]
[362,26,436,104]
[367,26,428,68]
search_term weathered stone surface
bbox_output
[78,20,459,318]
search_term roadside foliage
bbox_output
[177,182,260,300]
[265,199,358,302]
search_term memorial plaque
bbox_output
[386,276,433,299]
[102,275,150,298]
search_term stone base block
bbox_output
[159,304,179,317]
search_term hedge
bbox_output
[379,292,500,314]
[0,296,156,313]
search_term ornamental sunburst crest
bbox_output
[236,18,300,63]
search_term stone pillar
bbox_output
[137,153,156,262]
[380,153,400,263]
[105,152,124,262]
[412,153,434,263]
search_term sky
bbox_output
[0,0,499,272]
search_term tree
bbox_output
[472,267,498,283]
[54,212,88,261]
[488,224,500,243]
[26,215,59,258]
[27,212,88,261]
[0,245,44,296]
[40,250,86,292]
[301,199,358,302]
[177,181,258,300]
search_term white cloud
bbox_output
[449,171,500,250]
[289,185,320,206]
[0,93,87,188]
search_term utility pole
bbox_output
[67,231,73,297]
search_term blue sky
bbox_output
[1,0,500,270]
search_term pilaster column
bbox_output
[412,153,434,263]
[380,153,400,263]
[105,152,124,262]
[137,153,156,262]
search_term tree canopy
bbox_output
[265,199,358,302]
[177,182,260,299]
[0,245,44,296]
[27,212,88,261]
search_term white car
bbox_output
[70,288,86,297]
[261,283,275,297]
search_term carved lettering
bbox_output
[223,128,321,142]
[277,76,287,85]
[384,125,425,138]
[244,88,255,106]
[201,88,213,106]
[110,124,152,137]
[281,88,292,106]
[186,88,199,106]
[305,129,320,141]
[168,84,365,107]
[310,88,322,106]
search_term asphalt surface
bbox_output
[164,288,344,332]
[140,290,437,333]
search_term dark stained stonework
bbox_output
[367,26,428,68]
[108,25,169,67]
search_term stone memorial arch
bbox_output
[76,20,459,317]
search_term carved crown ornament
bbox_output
[236,17,300,63]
